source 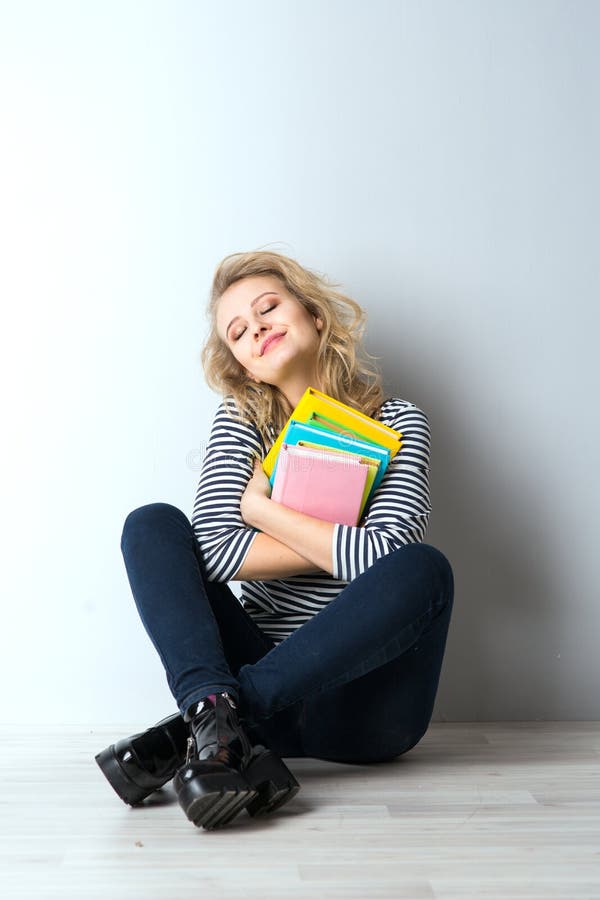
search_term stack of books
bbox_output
[262,387,403,526]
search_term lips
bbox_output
[260,332,286,356]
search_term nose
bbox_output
[252,319,270,338]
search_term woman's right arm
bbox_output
[191,400,322,582]
[232,533,323,581]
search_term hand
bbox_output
[240,458,272,526]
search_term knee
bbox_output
[395,543,454,610]
[120,502,189,549]
[421,544,454,605]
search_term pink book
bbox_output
[271,444,369,526]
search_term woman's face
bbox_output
[215,275,323,396]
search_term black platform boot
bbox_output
[95,713,189,806]
[174,692,300,830]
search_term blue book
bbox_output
[268,419,391,495]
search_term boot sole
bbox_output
[96,743,300,822]
[244,749,300,818]
[175,769,258,830]
[95,746,168,806]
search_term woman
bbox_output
[95,250,454,831]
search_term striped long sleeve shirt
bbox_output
[191,396,432,644]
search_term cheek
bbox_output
[219,333,243,365]
[228,343,247,366]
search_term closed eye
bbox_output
[232,305,275,341]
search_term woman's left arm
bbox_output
[331,402,432,581]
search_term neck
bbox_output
[279,369,324,409]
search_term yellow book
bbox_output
[263,386,402,478]
[296,440,381,520]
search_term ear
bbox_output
[314,316,324,332]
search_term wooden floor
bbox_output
[1,722,599,899]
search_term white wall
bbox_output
[1,0,598,724]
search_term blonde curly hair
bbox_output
[201,249,385,444]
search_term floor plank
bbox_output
[1,722,598,899]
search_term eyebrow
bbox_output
[225,292,278,340]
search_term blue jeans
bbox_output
[120,503,454,763]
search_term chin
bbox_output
[263,346,295,368]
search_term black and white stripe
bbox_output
[191,396,432,643]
